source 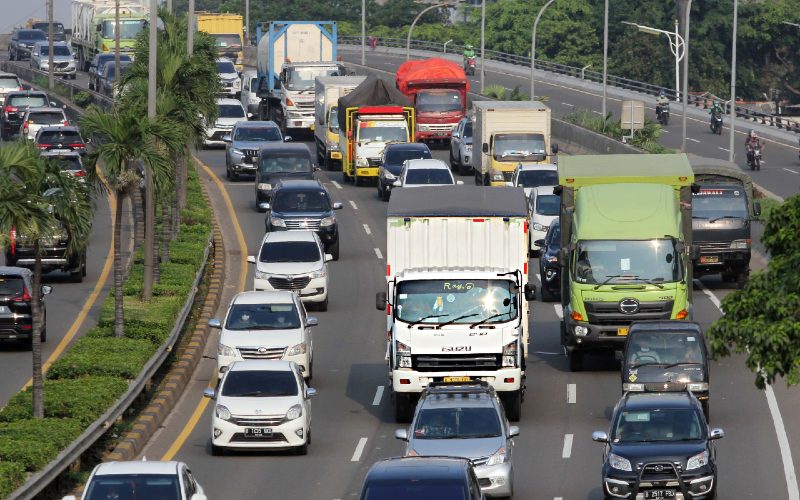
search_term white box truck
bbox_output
[377,186,535,422]
[471,100,556,187]
[314,75,366,170]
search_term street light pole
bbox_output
[680,0,692,152]
[407,3,452,61]
[361,0,366,65]
[601,0,608,121]
[114,0,121,86]
[245,0,250,46]
[621,20,684,100]
[480,0,485,94]
[728,0,738,163]
[47,0,54,90]
[144,0,157,299]
[530,0,555,100]
[187,0,194,55]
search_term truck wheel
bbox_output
[735,268,749,289]
[394,393,414,423]
[328,240,340,261]
[540,284,554,302]
[568,349,583,372]
[501,390,522,422]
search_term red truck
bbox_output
[395,57,468,142]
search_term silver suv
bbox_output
[394,382,519,498]
[30,42,76,79]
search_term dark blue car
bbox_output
[377,142,432,201]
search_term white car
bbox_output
[203,359,316,455]
[240,69,259,115]
[507,162,559,198]
[0,72,22,101]
[216,57,242,98]
[20,106,69,141]
[247,231,332,311]
[62,459,206,500]
[211,290,318,380]
[393,158,463,189]
[204,98,248,147]
[30,41,76,79]
[528,185,560,255]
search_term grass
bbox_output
[564,108,674,154]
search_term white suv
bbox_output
[20,106,69,141]
[211,290,318,380]
[62,460,206,500]
[394,158,462,189]
[528,185,560,256]
[203,359,316,456]
[216,57,242,98]
[204,97,249,147]
[247,231,332,311]
[507,162,558,198]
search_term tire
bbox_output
[211,443,225,456]
[394,393,414,423]
[381,184,390,201]
[328,240,340,261]
[540,284,555,302]
[501,390,522,422]
[225,165,231,180]
[295,440,309,456]
[70,267,83,283]
[568,349,583,372]
[316,296,328,312]
[755,158,761,171]
[449,148,456,170]
[702,400,710,422]
[9,50,14,61]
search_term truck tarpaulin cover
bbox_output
[337,75,411,131]
[395,58,469,95]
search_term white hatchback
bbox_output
[204,359,316,455]
[211,290,317,380]
[528,185,560,255]
[394,158,463,189]
[508,162,559,198]
[204,97,249,147]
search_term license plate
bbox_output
[50,148,70,153]
[244,427,272,438]
[644,490,676,499]
[443,376,471,382]
[243,156,253,163]
[617,327,629,336]
[700,255,719,264]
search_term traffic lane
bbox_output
[172,146,395,499]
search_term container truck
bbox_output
[377,186,535,422]
[255,21,345,134]
[472,101,556,187]
[395,58,468,142]
[337,76,414,185]
[557,154,695,372]
[71,0,148,71]
[196,12,244,70]
[314,75,366,170]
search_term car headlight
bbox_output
[608,452,632,472]
[257,183,272,191]
[502,340,517,367]
[254,270,270,280]
[486,446,509,466]
[311,268,327,279]
[40,63,49,69]
[532,223,544,231]
[286,404,303,420]
[686,450,709,471]
[356,157,369,167]
[465,144,472,152]
[270,216,285,227]
[319,216,335,227]
[545,255,558,263]
[730,239,750,249]
[383,170,396,180]
[396,341,412,368]
[286,342,307,356]
[687,382,709,392]
[215,404,232,421]
[492,172,504,181]
[231,148,243,156]
[218,344,236,357]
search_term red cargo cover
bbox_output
[395,58,469,95]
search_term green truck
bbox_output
[557,154,695,371]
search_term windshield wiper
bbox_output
[593,274,624,290]
[661,361,701,369]
[409,314,449,327]
[436,313,480,328]
[595,275,665,290]
[470,312,511,328]
[708,215,745,223]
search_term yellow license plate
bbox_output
[443,376,471,382]
[618,327,629,336]
[330,151,342,160]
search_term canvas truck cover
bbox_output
[395,58,469,95]
[337,75,411,131]
[387,186,528,218]
[687,153,756,216]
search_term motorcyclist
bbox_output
[655,91,670,119]
[709,99,723,118]
[744,130,763,164]
[463,44,476,60]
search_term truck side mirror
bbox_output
[482,142,489,154]
[753,201,762,217]
[523,283,535,301]
[376,292,387,311]
[551,143,559,154]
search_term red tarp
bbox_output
[395,58,469,95]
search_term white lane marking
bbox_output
[372,385,385,406]
[536,273,541,282]
[686,137,700,143]
[783,168,799,174]
[718,146,729,152]
[694,278,800,500]
[351,437,368,462]
[761,159,767,164]
[331,180,343,190]
[561,102,574,107]
[374,247,383,259]
[349,200,358,210]
[363,224,372,235]
[591,110,602,114]
[555,498,564,500]
[662,129,670,133]
[567,383,576,404]
[562,434,574,458]
[553,303,563,319]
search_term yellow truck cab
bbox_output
[314,75,366,170]
[196,13,245,70]
[340,106,414,185]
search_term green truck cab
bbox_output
[557,154,695,371]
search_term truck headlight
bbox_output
[686,450,709,471]
[608,452,632,472]
[320,216,335,227]
[270,216,285,227]
[622,383,644,391]
[257,183,272,191]
[686,382,709,392]
[215,404,232,421]
[396,341,412,368]
[218,344,236,357]
[356,157,369,167]
[286,342,307,356]
[492,172,505,181]
[502,340,518,367]
[486,446,509,466]
[286,404,303,420]
[730,239,751,249]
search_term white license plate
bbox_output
[244,427,272,438]
[50,149,70,153]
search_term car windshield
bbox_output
[102,19,146,39]
[218,104,245,118]
[384,148,432,166]
[9,96,46,108]
[259,155,312,174]
[574,239,682,285]
[38,45,71,56]
[612,408,704,443]
[547,225,561,246]
[625,332,705,367]
[83,474,180,500]
[0,77,20,88]
[413,407,502,439]
[98,55,130,72]
[216,60,237,74]
[38,130,81,143]
[535,194,560,216]
[272,190,330,212]
[692,187,748,219]
[260,241,320,263]
[493,133,546,161]
[462,121,472,139]
[46,156,83,171]
[516,169,558,188]
[234,126,281,141]
[0,277,24,296]
[286,67,340,91]
[363,481,468,500]
[396,279,518,324]
[358,123,408,143]
[222,370,299,397]
[225,303,300,330]
[19,31,46,41]
[328,106,339,133]
[416,90,462,113]
[28,112,65,124]
[104,63,132,80]
[213,34,242,48]
[405,169,453,185]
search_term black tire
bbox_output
[317,296,328,312]
[24,336,33,351]
[394,393,414,423]
[295,440,309,455]
[211,443,225,456]
[702,400,710,422]
[328,240,340,261]
[501,390,522,422]
[449,148,456,170]
[70,267,83,283]
[381,185,390,201]
[540,284,555,302]
[568,349,583,372]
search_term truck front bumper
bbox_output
[284,114,314,130]
[392,368,522,393]
[694,249,750,273]
[563,314,629,352]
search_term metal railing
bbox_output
[340,35,800,133]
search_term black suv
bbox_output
[6,220,88,282]
[535,219,560,302]
[359,456,485,500]
[265,180,343,260]
[34,126,87,155]
[8,29,47,61]
[592,391,723,500]
[0,267,52,349]
[1,90,51,140]
[255,143,317,210]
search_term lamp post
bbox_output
[601,0,608,121]
[407,2,455,61]
[143,0,157,299]
[443,39,453,53]
[729,0,738,163]
[621,20,684,100]
[245,0,250,46]
[361,0,366,65]
[187,0,194,55]
[530,0,555,100]
[480,0,485,93]
[47,0,54,90]
[680,0,692,153]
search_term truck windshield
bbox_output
[102,19,147,39]
[395,279,518,325]
[692,187,748,219]
[358,122,409,143]
[493,133,546,161]
[574,239,682,285]
[286,67,341,91]
[212,34,242,49]
[516,169,558,188]
[416,90,462,113]
[328,107,339,133]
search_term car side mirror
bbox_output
[306,317,319,327]
[222,135,231,143]
[753,201,762,217]
[482,142,489,154]
[533,239,545,247]
[284,136,292,142]
[709,428,725,440]
[376,292,387,311]
[50,101,57,107]
[523,283,535,301]
[190,494,208,500]
[324,253,334,262]
[394,429,409,441]
[247,255,257,264]
[208,318,221,329]
[314,166,321,171]
[306,387,317,398]
[456,180,464,185]
[551,143,559,154]
[332,202,343,210]
[392,180,402,187]
[246,113,254,119]
[41,285,52,295]
[592,431,609,443]
[259,203,270,211]
[202,388,216,399]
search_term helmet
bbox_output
[713,99,719,105]
[465,44,473,50]
[658,90,666,97]
[749,130,757,138]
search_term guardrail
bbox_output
[340,35,800,134]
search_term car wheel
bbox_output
[328,240,340,261]
[295,440,308,455]
[702,400,710,422]
[381,185,390,201]
[568,349,583,372]
[394,393,414,423]
[211,443,225,456]
[540,284,555,302]
[449,148,456,170]
[70,267,83,283]
[317,296,328,312]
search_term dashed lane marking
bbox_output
[718,146,729,152]
[562,434,574,459]
[372,386,384,406]
[783,168,798,174]
[331,180,343,189]
[567,383,576,404]
[374,247,383,259]
[349,200,358,210]
[686,137,700,143]
[363,224,371,235]
[351,437,368,462]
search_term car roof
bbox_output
[216,97,242,106]
[259,143,311,155]
[366,457,469,481]
[33,40,69,47]
[621,391,698,411]
[15,29,46,35]
[0,72,19,79]
[92,460,181,476]
[25,107,64,114]
[385,142,431,152]
[532,185,558,196]
[275,179,326,191]
[0,266,33,278]
[235,120,278,129]
[263,230,318,243]
[405,158,449,170]
[421,392,498,410]
[629,321,703,335]
[232,290,296,305]
[37,125,79,133]
[228,359,296,372]
[517,163,558,172]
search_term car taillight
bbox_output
[23,121,29,131]
[37,143,50,149]
[13,287,32,302]
[68,143,84,148]
[73,170,86,177]
[3,106,17,113]
[63,120,69,126]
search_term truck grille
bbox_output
[424,123,455,132]
[698,242,731,253]
[237,346,286,360]
[268,276,311,291]
[242,149,259,157]
[584,300,674,325]
[230,414,286,426]
[413,354,501,372]
[284,219,321,230]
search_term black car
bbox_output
[592,391,723,500]
[8,29,47,61]
[88,53,132,91]
[622,321,710,417]
[1,90,51,140]
[255,143,317,210]
[359,456,485,500]
[535,219,560,302]
[30,22,66,42]
[34,126,87,155]
[0,267,52,349]
[377,142,432,201]
[265,180,343,260]
[7,219,88,282]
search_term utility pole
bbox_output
[680,0,691,152]
[47,0,54,90]
[166,0,172,12]
[728,0,738,163]
[361,0,366,65]
[480,0,485,94]
[245,0,250,46]
[144,0,157,299]
[114,0,121,87]
[187,0,194,55]
[601,0,608,122]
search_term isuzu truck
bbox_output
[314,75,366,170]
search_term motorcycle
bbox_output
[464,56,476,76]
[747,143,762,171]
[656,102,670,126]
[710,111,723,135]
